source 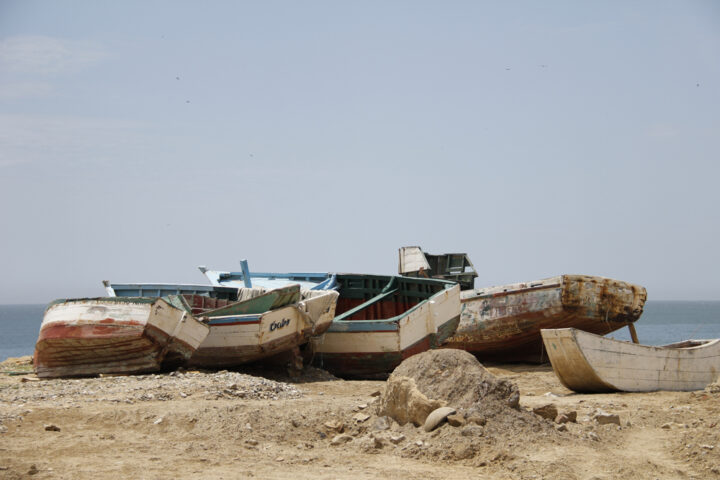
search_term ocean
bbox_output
[1,301,719,362]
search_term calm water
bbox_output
[1,301,719,361]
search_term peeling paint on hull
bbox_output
[312,314,460,377]
[34,298,209,378]
[445,275,647,363]
[187,290,339,368]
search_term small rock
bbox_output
[389,434,406,445]
[415,440,424,447]
[460,425,484,437]
[370,390,381,397]
[446,414,465,427]
[557,413,578,424]
[372,435,384,448]
[28,465,38,475]
[44,424,61,431]
[588,432,600,441]
[453,444,475,460]
[357,403,367,410]
[245,423,253,431]
[423,406,456,432]
[244,439,258,446]
[372,416,391,431]
[275,457,284,462]
[291,419,300,428]
[661,422,672,429]
[353,413,370,423]
[594,412,620,426]
[533,403,558,420]
[324,420,344,432]
[153,417,164,425]
[556,424,568,432]
[701,445,714,450]
[467,415,486,426]
[330,434,353,446]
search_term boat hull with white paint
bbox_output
[187,288,339,368]
[34,297,210,378]
[541,328,720,392]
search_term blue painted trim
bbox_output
[239,259,252,288]
[327,319,399,333]
[207,314,262,326]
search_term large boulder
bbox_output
[377,349,519,426]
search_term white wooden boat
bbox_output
[200,263,462,377]
[541,328,720,392]
[34,297,210,378]
[185,286,340,368]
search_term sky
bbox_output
[0,1,719,303]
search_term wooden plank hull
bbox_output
[445,274,647,362]
[311,284,461,377]
[541,328,720,392]
[34,298,209,378]
[188,290,339,367]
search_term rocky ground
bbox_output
[1,355,719,480]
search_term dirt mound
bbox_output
[378,349,519,426]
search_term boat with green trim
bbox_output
[200,264,461,377]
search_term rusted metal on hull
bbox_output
[445,275,647,363]
[34,298,209,378]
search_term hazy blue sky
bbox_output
[1,1,718,303]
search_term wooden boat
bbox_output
[541,328,720,392]
[445,274,647,362]
[103,281,239,300]
[34,297,210,378]
[183,285,340,368]
[200,263,461,377]
[399,248,648,363]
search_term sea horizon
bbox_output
[2,300,719,362]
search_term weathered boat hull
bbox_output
[310,277,461,377]
[542,328,720,392]
[444,275,647,363]
[34,298,209,378]
[200,264,462,376]
[188,289,339,368]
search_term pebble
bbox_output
[532,404,558,421]
[423,407,456,432]
[389,434,406,445]
[372,416,390,431]
[446,414,465,427]
[352,413,370,423]
[593,411,620,426]
[330,434,353,446]
[44,424,61,431]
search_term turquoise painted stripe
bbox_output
[327,319,399,333]
[207,314,262,326]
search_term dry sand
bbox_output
[1,356,719,480]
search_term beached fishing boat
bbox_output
[182,285,339,368]
[398,248,647,363]
[200,263,461,377]
[446,274,647,362]
[103,281,239,300]
[105,280,340,368]
[34,297,210,378]
[541,328,720,392]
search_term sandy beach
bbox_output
[1,355,718,480]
